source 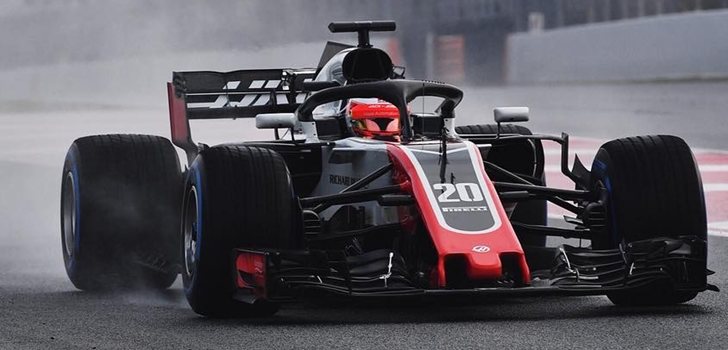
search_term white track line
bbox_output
[703,184,728,192]
[708,221,728,238]
[693,147,728,155]
[546,165,728,173]
[698,164,728,172]
[544,145,728,157]
[548,182,728,193]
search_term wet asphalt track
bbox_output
[1,82,727,349]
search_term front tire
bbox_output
[61,134,182,291]
[590,135,706,306]
[181,146,301,317]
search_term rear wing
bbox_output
[167,68,316,163]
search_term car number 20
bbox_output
[432,183,484,203]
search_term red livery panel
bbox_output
[387,142,530,287]
[234,250,268,301]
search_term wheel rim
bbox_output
[183,186,199,278]
[62,171,76,258]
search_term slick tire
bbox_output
[181,146,302,317]
[590,135,706,306]
[61,134,182,291]
[455,124,547,246]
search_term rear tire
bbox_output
[61,134,182,291]
[456,124,547,247]
[181,146,302,317]
[590,135,706,306]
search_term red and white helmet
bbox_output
[347,99,400,139]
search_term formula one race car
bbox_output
[60,21,717,317]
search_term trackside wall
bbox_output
[505,10,728,84]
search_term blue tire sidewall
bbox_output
[64,148,82,274]
[183,160,205,299]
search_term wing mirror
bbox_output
[494,107,529,123]
[255,113,299,134]
[494,107,529,138]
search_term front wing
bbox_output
[232,236,716,304]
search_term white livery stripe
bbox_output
[225,81,241,89]
[230,94,257,107]
[210,95,228,108]
[253,95,270,106]
[249,80,266,89]
[264,80,280,89]
[187,102,214,108]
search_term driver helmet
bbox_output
[347,99,400,139]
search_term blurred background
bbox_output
[1,0,726,145]
[2,0,728,84]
